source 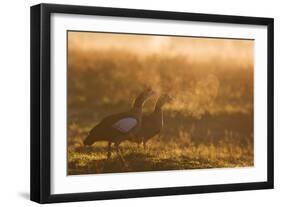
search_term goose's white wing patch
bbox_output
[112,118,138,133]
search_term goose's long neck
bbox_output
[154,103,164,127]
[154,101,163,113]
[131,96,145,114]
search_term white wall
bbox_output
[0,0,279,206]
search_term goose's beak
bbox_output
[167,96,174,103]
[146,89,155,98]
[149,90,156,97]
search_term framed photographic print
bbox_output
[30,3,274,203]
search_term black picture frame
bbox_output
[30,3,274,204]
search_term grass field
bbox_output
[67,32,254,175]
[68,125,253,175]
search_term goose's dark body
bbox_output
[84,112,141,144]
[135,111,163,147]
[83,88,154,158]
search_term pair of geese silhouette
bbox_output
[84,88,173,158]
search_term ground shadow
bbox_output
[18,192,29,200]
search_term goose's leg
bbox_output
[107,141,112,159]
[115,142,122,156]
[143,140,147,149]
[115,142,119,152]
[115,142,129,170]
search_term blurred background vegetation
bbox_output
[67,32,254,175]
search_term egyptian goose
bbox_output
[135,94,172,149]
[83,88,154,158]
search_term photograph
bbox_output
[67,31,254,175]
[30,3,274,203]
